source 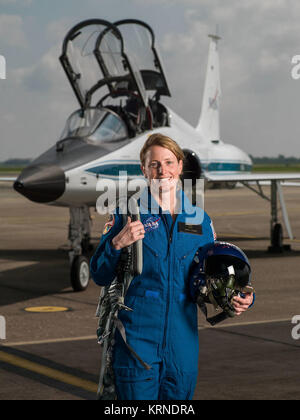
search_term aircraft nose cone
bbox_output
[14,164,65,203]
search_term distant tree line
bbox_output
[1,156,300,167]
[250,155,300,164]
[0,159,32,167]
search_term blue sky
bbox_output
[1,0,300,160]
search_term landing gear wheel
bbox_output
[71,255,90,292]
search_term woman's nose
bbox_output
[158,163,166,175]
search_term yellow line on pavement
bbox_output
[198,317,291,330]
[216,233,259,239]
[0,350,98,394]
[211,210,264,217]
[2,335,96,347]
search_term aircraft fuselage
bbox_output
[14,106,252,207]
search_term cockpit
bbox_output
[59,108,128,145]
[59,19,171,145]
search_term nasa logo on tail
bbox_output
[209,89,219,110]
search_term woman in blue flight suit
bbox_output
[91,133,253,400]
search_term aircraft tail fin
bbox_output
[196,32,222,141]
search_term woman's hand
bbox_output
[111,217,145,250]
[232,293,254,316]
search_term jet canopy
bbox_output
[114,19,171,98]
[59,107,128,145]
[60,19,171,110]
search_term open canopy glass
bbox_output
[60,19,171,109]
[114,19,171,97]
[60,19,147,108]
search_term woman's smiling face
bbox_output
[141,145,183,193]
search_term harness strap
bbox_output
[114,318,152,370]
[197,295,230,326]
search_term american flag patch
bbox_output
[103,215,115,235]
[210,221,217,241]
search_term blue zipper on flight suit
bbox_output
[161,214,177,350]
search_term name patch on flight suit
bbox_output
[178,222,203,235]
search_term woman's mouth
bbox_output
[151,177,176,190]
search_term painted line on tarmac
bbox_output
[211,210,265,217]
[0,318,295,396]
[2,319,291,347]
[0,349,98,394]
[214,233,300,243]
[211,207,300,218]
[2,335,96,347]
[198,317,291,330]
[216,233,259,239]
[198,317,300,350]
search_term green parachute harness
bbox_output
[95,198,150,400]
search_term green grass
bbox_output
[0,167,23,174]
[252,164,300,173]
[1,164,300,176]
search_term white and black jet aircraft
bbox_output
[2,19,300,291]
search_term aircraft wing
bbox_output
[205,172,300,243]
[0,177,17,182]
[205,172,300,183]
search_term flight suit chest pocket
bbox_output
[179,247,199,284]
[175,226,208,260]
[141,240,160,279]
[141,214,168,256]
[176,232,208,284]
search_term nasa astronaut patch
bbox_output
[143,216,161,233]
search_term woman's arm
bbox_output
[90,212,123,286]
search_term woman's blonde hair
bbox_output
[140,133,185,166]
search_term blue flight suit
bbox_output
[91,188,215,400]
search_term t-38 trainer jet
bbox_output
[2,19,300,291]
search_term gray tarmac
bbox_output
[0,183,299,400]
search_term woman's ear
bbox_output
[141,164,147,178]
[179,159,183,175]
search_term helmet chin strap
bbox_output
[197,264,255,326]
[190,241,254,326]
[197,265,237,326]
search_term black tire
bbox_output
[70,255,91,292]
[271,223,283,249]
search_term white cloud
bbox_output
[148,0,300,157]
[2,0,300,159]
[0,14,28,48]
[46,18,74,44]
[12,44,63,90]
[0,0,32,4]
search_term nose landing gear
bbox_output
[71,255,91,292]
[69,206,93,291]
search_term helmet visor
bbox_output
[205,255,250,287]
